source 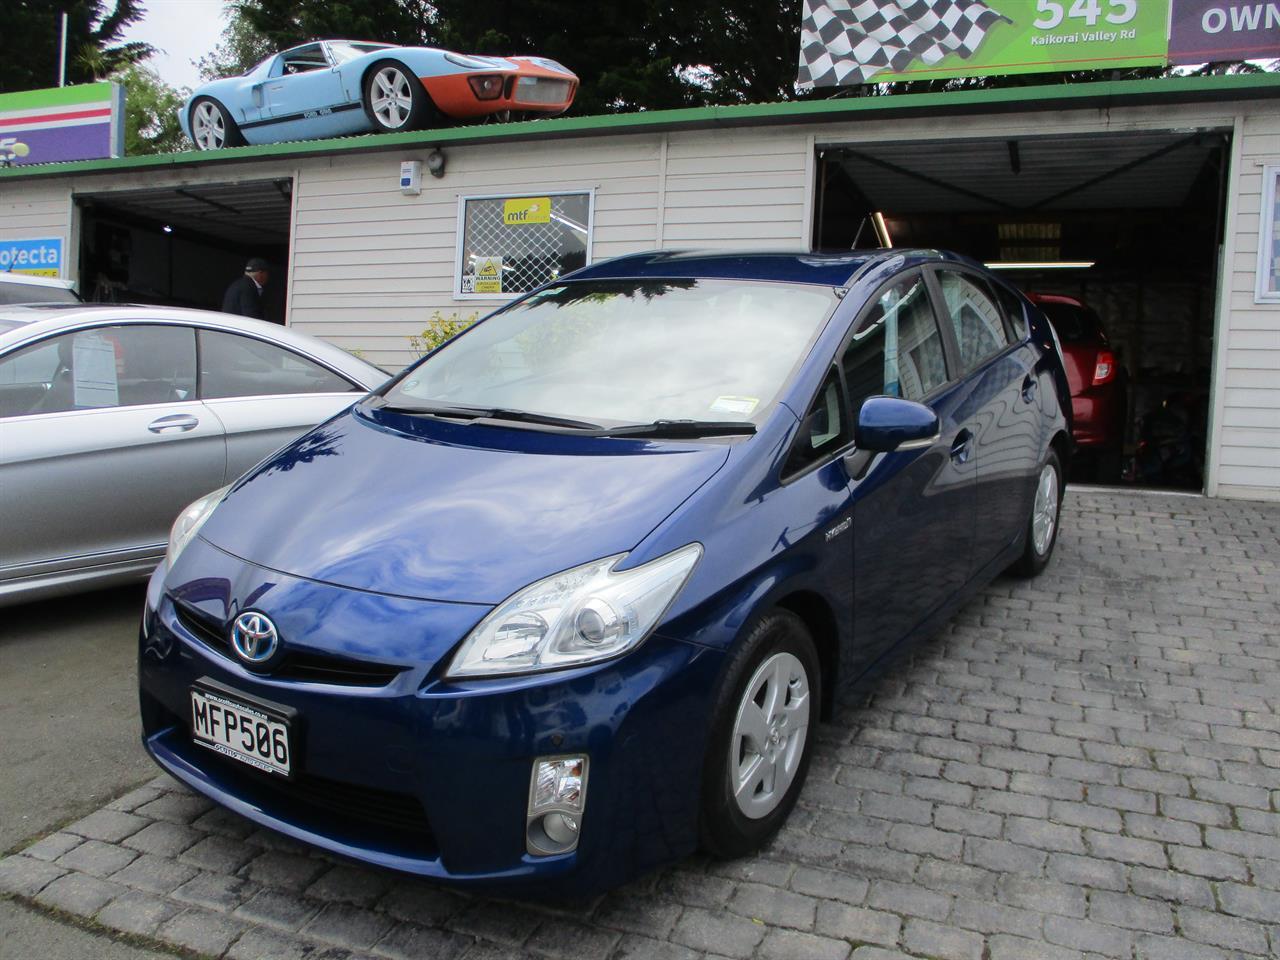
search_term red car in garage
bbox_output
[1028,293,1126,479]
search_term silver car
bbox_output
[0,305,388,606]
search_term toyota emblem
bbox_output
[230,611,279,664]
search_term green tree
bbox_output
[0,0,152,93]
[114,63,188,154]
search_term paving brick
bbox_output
[1167,845,1250,881]
[1083,830,1167,868]
[97,890,182,936]
[610,935,700,960]
[233,889,322,931]
[446,900,543,946]
[110,853,198,895]
[790,866,868,905]
[1045,853,1127,891]
[375,921,472,960]
[758,928,850,960]
[65,809,149,843]
[134,792,215,825]
[1043,914,1134,958]
[242,849,328,892]
[963,837,1046,877]
[122,820,203,858]
[902,918,984,960]
[950,897,1043,938]
[1088,891,1174,934]
[813,903,900,947]
[670,906,767,957]
[1004,816,1085,853]
[301,902,395,950]
[0,855,67,897]
[866,879,951,921]
[172,871,259,911]
[1177,906,1270,953]
[1128,866,1215,908]
[158,906,247,955]
[35,872,126,917]
[179,833,259,873]
[525,917,621,960]
[1217,882,1280,923]
[20,832,83,862]
[1134,933,1233,960]
[995,876,1086,918]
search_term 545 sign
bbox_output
[1032,0,1139,30]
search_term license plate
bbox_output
[190,687,291,777]
[516,77,570,104]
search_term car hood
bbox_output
[197,407,731,604]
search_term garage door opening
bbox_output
[813,129,1231,492]
[75,179,293,323]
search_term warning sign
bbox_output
[473,256,503,294]
[503,197,551,226]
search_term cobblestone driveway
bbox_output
[3,488,1279,960]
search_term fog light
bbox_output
[527,755,587,856]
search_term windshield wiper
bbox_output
[368,398,601,430]
[593,420,757,439]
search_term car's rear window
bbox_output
[1036,301,1102,344]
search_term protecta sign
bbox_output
[0,82,124,167]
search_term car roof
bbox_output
[1026,292,1085,307]
[0,304,389,386]
[566,249,968,287]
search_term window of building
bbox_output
[455,191,592,300]
[1256,165,1280,303]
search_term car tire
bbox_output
[1010,447,1064,578]
[362,60,433,133]
[189,97,244,150]
[700,609,820,859]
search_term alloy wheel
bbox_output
[1032,462,1060,556]
[191,102,225,150]
[730,651,811,819]
[371,67,414,129]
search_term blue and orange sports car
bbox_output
[180,40,578,149]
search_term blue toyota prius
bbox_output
[139,249,1071,894]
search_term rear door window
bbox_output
[934,270,1010,374]
[198,330,358,399]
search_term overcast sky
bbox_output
[120,0,229,92]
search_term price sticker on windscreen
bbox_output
[72,333,119,408]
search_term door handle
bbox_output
[1021,375,1038,404]
[950,429,973,465]
[148,414,199,434]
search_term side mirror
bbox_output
[854,396,940,453]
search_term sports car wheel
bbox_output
[189,98,243,150]
[1010,448,1063,578]
[363,61,432,132]
[700,609,819,858]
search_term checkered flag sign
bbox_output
[797,0,1011,89]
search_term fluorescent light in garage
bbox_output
[986,261,1095,270]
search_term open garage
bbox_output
[74,178,293,322]
[0,72,1277,500]
[814,128,1231,488]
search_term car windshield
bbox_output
[383,278,839,426]
[328,42,392,64]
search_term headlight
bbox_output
[446,543,702,678]
[166,485,231,568]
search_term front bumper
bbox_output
[421,69,577,119]
[138,541,721,895]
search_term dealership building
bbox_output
[1,73,1278,501]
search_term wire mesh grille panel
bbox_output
[458,193,590,296]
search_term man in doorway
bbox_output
[222,258,269,318]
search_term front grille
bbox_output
[203,745,435,842]
[172,600,405,688]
